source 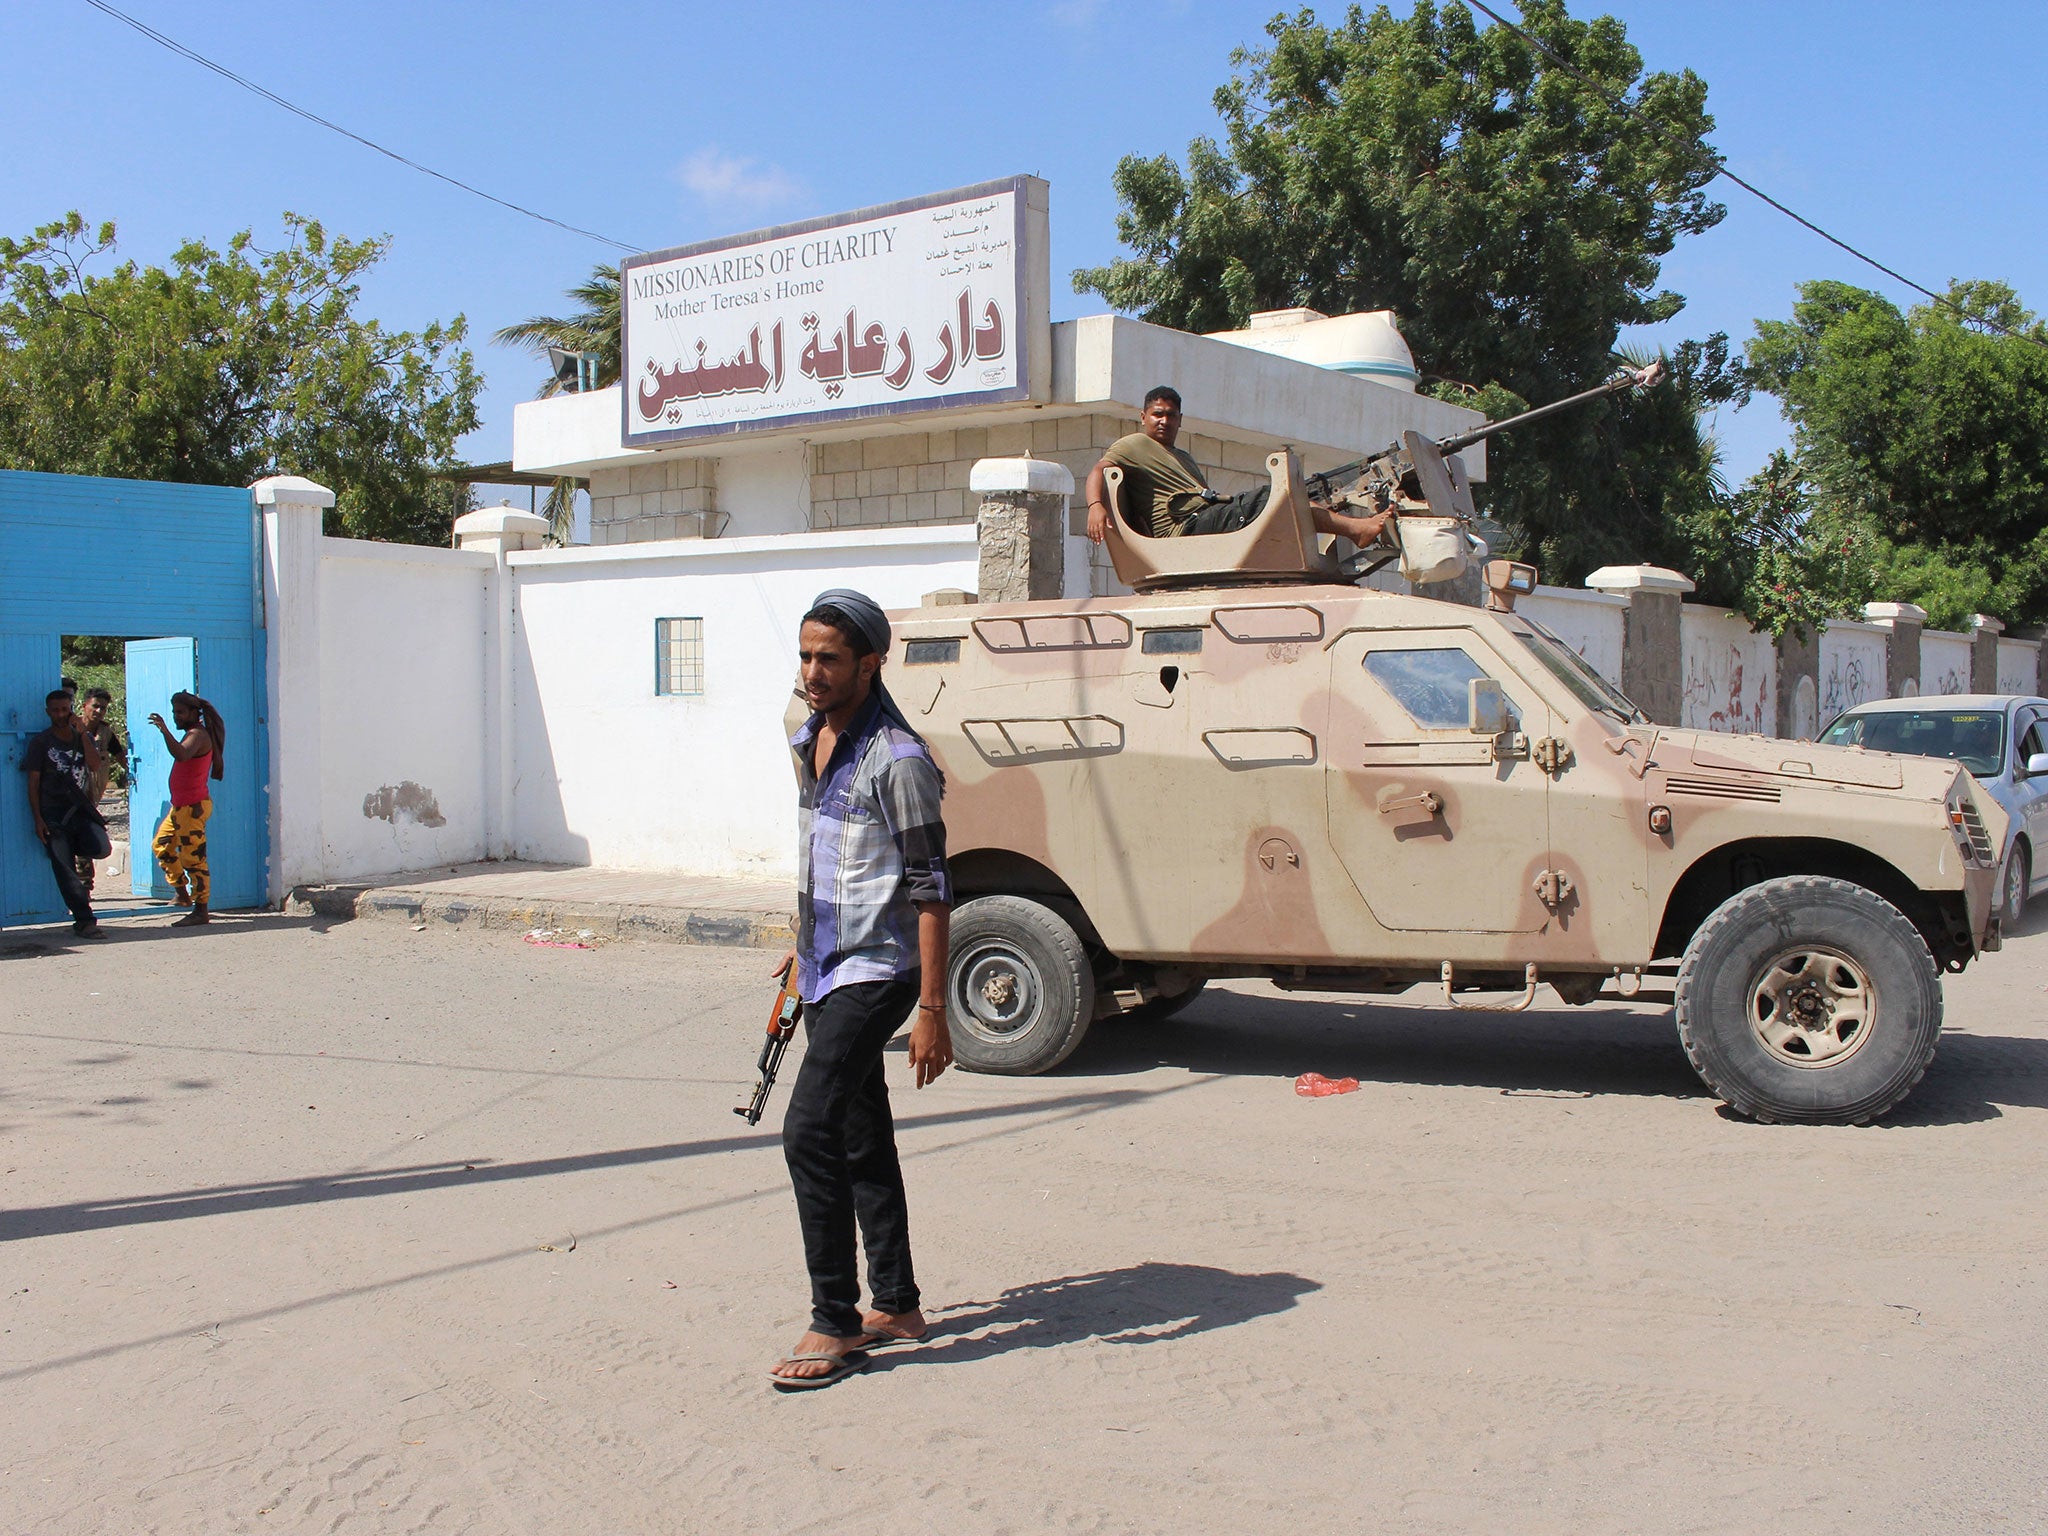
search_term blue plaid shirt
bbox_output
[791,692,951,1003]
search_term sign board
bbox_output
[621,176,1048,448]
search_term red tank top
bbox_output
[170,751,213,805]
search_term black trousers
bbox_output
[1176,485,1270,537]
[42,814,111,925]
[782,975,922,1338]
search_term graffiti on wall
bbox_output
[1821,650,1878,720]
[1920,637,1972,697]
[1682,642,1773,735]
[1998,643,2041,696]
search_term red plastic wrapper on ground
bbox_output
[1294,1072,1360,1097]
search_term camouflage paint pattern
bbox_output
[864,449,2005,987]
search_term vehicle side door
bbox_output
[1324,628,1552,933]
[2019,707,2048,888]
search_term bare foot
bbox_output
[173,906,210,927]
[769,1330,867,1384]
[1309,503,1392,546]
[859,1307,928,1345]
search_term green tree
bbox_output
[0,211,480,544]
[495,263,621,543]
[1673,449,1879,638]
[1744,278,2048,629]
[1074,1,1729,581]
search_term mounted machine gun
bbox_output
[1308,361,1666,586]
[1093,361,1665,596]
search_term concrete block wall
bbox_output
[1680,604,1776,735]
[1498,566,2043,741]
[807,412,1271,535]
[1920,630,1975,695]
[807,427,990,532]
[587,458,718,545]
[1999,636,2046,696]
[1819,621,1889,720]
[582,415,1292,560]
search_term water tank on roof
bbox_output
[1205,308,1419,392]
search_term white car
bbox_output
[1818,694,2048,922]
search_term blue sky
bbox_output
[4,1,2043,487]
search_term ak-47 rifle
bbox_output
[735,956,803,1126]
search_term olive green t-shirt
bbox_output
[1103,432,1210,538]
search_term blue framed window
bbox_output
[656,617,705,696]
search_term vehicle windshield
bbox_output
[1515,625,1645,724]
[1818,707,2006,777]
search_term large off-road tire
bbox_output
[946,896,1097,1075]
[2002,841,2030,925]
[1675,876,1942,1125]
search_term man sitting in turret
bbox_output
[1083,386,1393,547]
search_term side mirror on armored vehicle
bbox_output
[1469,678,1511,737]
[1483,559,1538,612]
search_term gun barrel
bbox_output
[1308,365,1658,499]
[1436,367,1654,456]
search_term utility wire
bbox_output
[1463,0,2048,349]
[81,0,640,254]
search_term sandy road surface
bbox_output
[2,909,2045,1535]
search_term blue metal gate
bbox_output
[0,471,267,926]
[125,636,199,899]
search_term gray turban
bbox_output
[811,588,891,658]
[807,587,938,772]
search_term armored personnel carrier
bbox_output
[901,375,2006,1124]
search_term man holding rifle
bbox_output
[768,588,953,1391]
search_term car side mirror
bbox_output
[2027,752,2048,778]
[1469,678,1510,736]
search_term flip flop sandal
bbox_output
[769,1350,869,1391]
[857,1330,928,1351]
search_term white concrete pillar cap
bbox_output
[1583,564,1695,595]
[969,457,1076,497]
[1863,601,1929,625]
[1971,613,2006,634]
[251,474,336,508]
[454,508,551,539]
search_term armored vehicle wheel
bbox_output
[946,896,1097,1075]
[1116,977,1207,1025]
[1675,876,1942,1125]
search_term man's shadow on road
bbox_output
[869,1262,1320,1370]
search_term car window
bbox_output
[1363,647,1494,730]
[1818,707,2006,777]
[2021,714,2048,764]
[1516,626,1642,723]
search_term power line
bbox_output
[80,0,640,254]
[1463,0,2048,349]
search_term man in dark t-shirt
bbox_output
[74,688,123,894]
[20,690,110,937]
[1084,385,1395,547]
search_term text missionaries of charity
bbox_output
[630,228,896,303]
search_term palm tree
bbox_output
[497,263,622,394]
[495,264,622,542]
